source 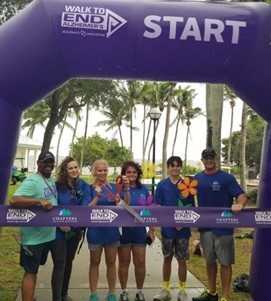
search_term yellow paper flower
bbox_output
[142,161,156,179]
[178,176,198,198]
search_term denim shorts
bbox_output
[88,241,120,251]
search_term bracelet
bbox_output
[124,188,130,191]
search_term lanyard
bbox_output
[38,173,58,201]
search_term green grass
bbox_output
[1,184,23,301]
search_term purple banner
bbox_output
[1,205,270,228]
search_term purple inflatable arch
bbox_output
[0,0,271,299]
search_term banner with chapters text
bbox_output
[1,205,271,228]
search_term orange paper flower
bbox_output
[178,176,198,198]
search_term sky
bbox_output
[21,83,244,163]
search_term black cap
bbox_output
[201,148,217,158]
[38,151,55,162]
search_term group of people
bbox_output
[10,148,247,301]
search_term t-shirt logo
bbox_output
[212,181,221,191]
[44,186,56,198]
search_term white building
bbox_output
[15,136,42,172]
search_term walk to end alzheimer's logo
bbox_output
[61,6,127,38]
[6,209,36,223]
[174,210,200,224]
[255,211,271,224]
[90,208,118,223]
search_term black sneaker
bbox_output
[192,290,218,301]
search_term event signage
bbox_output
[61,6,127,38]
[1,205,271,228]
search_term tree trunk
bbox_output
[42,110,58,152]
[206,83,223,167]
[172,117,180,156]
[183,122,191,175]
[27,125,35,139]
[70,117,79,157]
[144,119,152,162]
[142,105,147,162]
[80,103,89,170]
[240,102,248,192]
[130,105,133,152]
[227,103,235,165]
[56,114,67,167]
[162,83,176,178]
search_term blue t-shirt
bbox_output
[55,178,92,240]
[86,183,120,244]
[120,184,150,244]
[194,169,245,235]
[154,177,194,239]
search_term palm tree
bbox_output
[22,101,50,138]
[118,81,144,153]
[96,97,130,147]
[170,85,197,156]
[182,101,203,175]
[139,82,161,162]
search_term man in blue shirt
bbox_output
[192,149,247,301]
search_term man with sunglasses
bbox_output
[10,151,65,301]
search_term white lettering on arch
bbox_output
[143,15,247,44]
[180,17,201,41]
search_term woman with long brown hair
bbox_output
[55,156,92,301]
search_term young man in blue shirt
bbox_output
[192,149,247,301]
[153,156,194,301]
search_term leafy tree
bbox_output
[221,114,265,174]
[72,134,109,168]
[106,140,133,173]
[0,0,32,25]
[22,79,117,152]
[72,133,132,169]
